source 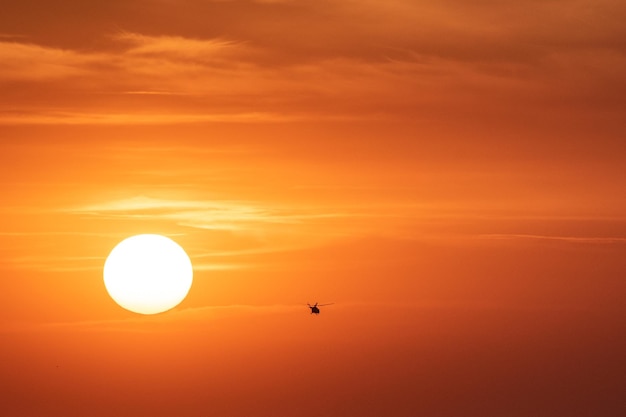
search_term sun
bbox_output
[103,234,193,314]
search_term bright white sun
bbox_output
[103,234,193,315]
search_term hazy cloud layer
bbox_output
[1,0,624,123]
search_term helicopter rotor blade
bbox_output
[317,303,334,307]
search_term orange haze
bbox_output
[1,1,625,416]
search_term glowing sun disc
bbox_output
[103,234,193,314]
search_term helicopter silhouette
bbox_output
[307,302,334,315]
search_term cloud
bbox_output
[1,244,249,274]
[64,196,359,255]
[31,304,304,333]
[1,0,625,124]
[478,234,626,244]
[0,111,289,125]
[2,255,105,272]
[61,195,415,262]
[0,33,26,39]
[0,231,123,237]
[114,32,246,62]
[0,41,101,81]
[68,196,357,230]
[69,196,276,225]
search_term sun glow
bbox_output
[103,234,193,314]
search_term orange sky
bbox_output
[1,1,625,416]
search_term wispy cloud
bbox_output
[478,234,626,244]
[67,196,357,231]
[29,304,304,333]
[0,231,124,237]
[2,248,248,273]
[0,33,26,39]
[3,193,426,274]
[62,195,376,261]
[2,255,105,272]
[0,40,101,81]
[0,111,290,125]
[2,4,623,126]
[113,32,248,63]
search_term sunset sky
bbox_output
[1,1,625,416]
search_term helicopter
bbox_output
[307,302,334,315]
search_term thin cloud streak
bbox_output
[0,111,290,125]
[68,196,371,230]
[2,255,105,272]
[2,251,248,273]
[193,263,250,271]
[0,40,100,81]
[478,233,626,244]
[0,231,126,237]
[113,31,248,62]
[27,304,305,333]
